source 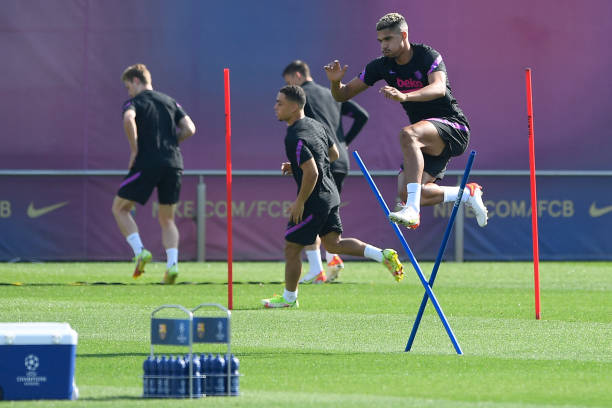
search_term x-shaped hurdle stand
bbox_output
[353,150,476,355]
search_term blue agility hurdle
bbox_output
[352,151,465,355]
[405,151,475,352]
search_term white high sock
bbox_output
[406,183,422,212]
[283,288,297,302]
[325,251,336,264]
[363,245,383,262]
[126,233,143,256]
[442,186,470,203]
[166,248,178,268]
[305,250,324,276]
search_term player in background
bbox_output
[262,85,403,308]
[324,13,487,230]
[283,60,369,283]
[111,64,196,284]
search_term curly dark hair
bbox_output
[376,13,408,33]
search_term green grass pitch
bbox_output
[0,261,610,407]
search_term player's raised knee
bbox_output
[399,126,418,145]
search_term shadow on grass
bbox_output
[78,352,150,358]
[0,281,355,287]
[77,350,388,359]
[0,281,282,286]
[78,396,144,401]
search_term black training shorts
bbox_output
[285,205,343,246]
[332,172,346,194]
[423,117,470,179]
[117,167,182,205]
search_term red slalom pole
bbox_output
[525,68,541,320]
[224,68,233,310]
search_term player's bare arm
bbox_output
[379,71,447,103]
[123,109,138,168]
[289,158,318,224]
[177,116,196,143]
[324,60,369,102]
[328,143,339,163]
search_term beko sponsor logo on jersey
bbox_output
[396,77,423,91]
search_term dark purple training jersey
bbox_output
[285,117,340,210]
[359,43,469,128]
[122,90,187,169]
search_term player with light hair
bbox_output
[112,64,196,284]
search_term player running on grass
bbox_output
[112,64,196,284]
[283,60,370,284]
[261,85,403,308]
[324,13,487,229]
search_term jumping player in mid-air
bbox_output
[324,12,487,229]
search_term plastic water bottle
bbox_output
[220,353,229,396]
[161,355,171,397]
[169,355,178,397]
[204,353,214,396]
[176,356,187,398]
[208,354,218,396]
[155,355,163,397]
[198,354,208,396]
[149,356,158,396]
[230,354,240,396]
[142,356,150,397]
[189,354,202,397]
[168,355,177,397]
[213,354,226,396]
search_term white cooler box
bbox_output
[0,322,78,401]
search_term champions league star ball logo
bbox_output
[17,354,48,387]
[24,354,39,371]
[177,322,187,343]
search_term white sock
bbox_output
[283,288,297,302]
[442,186,470,203]
[406,183,421,212]
[305,250,324,276]
[166,248,178,268]
[363,245,383,262]
[126,233,143,256]
[325,251,336,264]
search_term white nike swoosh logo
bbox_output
[27,201,69,218]
[589,202,612,218]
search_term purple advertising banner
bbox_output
[1,0,611,171]
[1,1,611,261]
[1,173,611,261]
